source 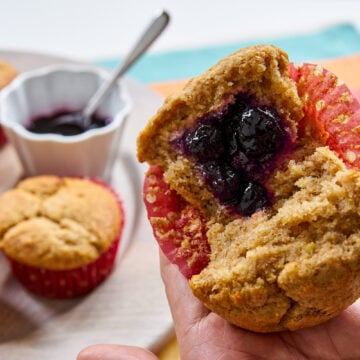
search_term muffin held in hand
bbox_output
[0,175,124,298]
[0,61,18,146]
[137,45,360,332]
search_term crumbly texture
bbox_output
[0,61,17,89]
[137,45,360,332]
[0,175,122,270]
[191,147,360,332]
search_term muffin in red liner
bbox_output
[0,61,18,147]
[0,175,124,298]
[138,45,360,332]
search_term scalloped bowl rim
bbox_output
[0,63,133,144]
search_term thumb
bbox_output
[77,344,158,360]
[159,250,210,330]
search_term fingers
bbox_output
[159,250,210,333]
[323,299,360,354]
[77,344,158,360]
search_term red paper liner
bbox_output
[143,166,210,279]
[5,177,125,298]
[7,236,120,298]
[289,62,360,169]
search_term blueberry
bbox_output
[232,106,285,163]
[184,123,224,161]
[236,180,269,216]
[198,162,244,203]
[226,122,240,156]
[231,151,254,172]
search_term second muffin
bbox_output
[0,175,124,298]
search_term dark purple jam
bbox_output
[172,94,291,217]
[26,111,111,136]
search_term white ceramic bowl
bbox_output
[0,64,132,180]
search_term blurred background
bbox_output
[1,0,360,83]
[1,1,360,359]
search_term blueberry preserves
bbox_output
[228,105,286,166]
[198,162,244,203]
[174,95,290,216]
[184,123,224,161]
[27,111,110,136]
[236,180,269,216]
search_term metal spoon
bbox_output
[53,10,170,133]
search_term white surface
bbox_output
[0,51,173,360]
[0,0,360,61]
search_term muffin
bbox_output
[137,45,360,332]
[0,61,18,146]
[0,175,124,298]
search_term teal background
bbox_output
[96,23,360,83]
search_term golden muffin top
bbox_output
[0,175,123,270]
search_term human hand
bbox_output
[160,252,360,360]
[78,250,360,360]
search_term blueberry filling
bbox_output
[227,106,287,170]
[184,123,225,161]
[236,180,269,216]
[198,161,244,203]
[172,94,291,216]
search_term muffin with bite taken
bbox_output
[137,45,360,332]
[0,175,124,298]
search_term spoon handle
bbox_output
[83,10,170,119]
